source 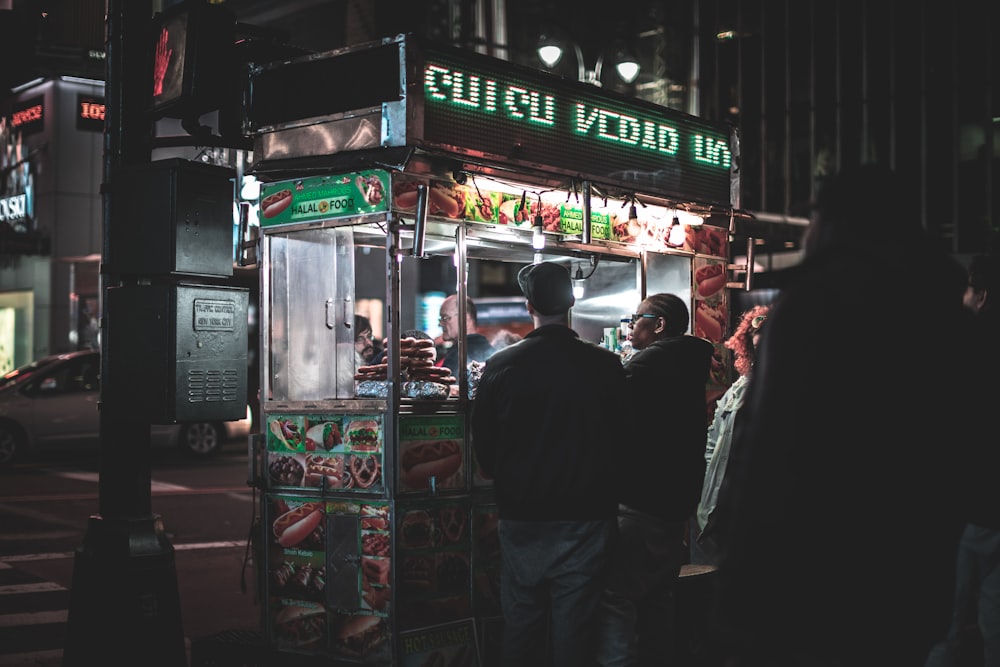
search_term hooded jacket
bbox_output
[619,334,714,521]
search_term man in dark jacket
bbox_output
[595,292,714,667]
[714,165,979,667]
[471,261,628,667]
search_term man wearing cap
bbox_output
[471,261,630,667]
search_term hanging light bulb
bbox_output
[668,215,686,247]
[572,265,585,298]
[628,200,639,226]
[532,194,545,249]
[532,214,546,250]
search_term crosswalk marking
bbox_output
[44,470,189,492]
[0,582,66,595]
[0,610,68,627]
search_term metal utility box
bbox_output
[111,158,236,278]
[106,283,248,423]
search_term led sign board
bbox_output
[11,96,44,136]
[77,94,105,132]
[247,37,735,208]
[419,47,733,207]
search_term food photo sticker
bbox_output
[270,496,327,553]
[343,415,384,492]
[398,414,466,493]
[693,257,727,301]
[685,224,728,257]
[268,415,305,452]
[359,503,393,613]
[270,550,327,604]
[396,501,474,629]
[270,598,327,654]
[330,612,392,662]
[392,176,467,220]
[694,292,728,344]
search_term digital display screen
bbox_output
[76,94,105,132]
[420,47,734,207]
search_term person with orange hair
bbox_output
[692,304,769,565]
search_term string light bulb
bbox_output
[572,265,585,298]
[532,194,546,249]
[532,214,545,249]
[668,215,686,247]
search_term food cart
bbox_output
[243,34,738,665]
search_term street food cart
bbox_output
[243,34,738,665]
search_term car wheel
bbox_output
[0,423,24,467]
[178,422,223,457]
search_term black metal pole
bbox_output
[63,1,186,664]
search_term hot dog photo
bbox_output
[398,415,466,492]
[694,259,727,299]
[393,178,467,219]
[399,439,464,491]
[260,187,293,219]
[271,497,326,550]
[694,299,727,343]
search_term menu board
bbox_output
[266,413,384,493]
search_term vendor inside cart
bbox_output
[436,295,497,374]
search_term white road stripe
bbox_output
[0,582,66,595]
[42,470,190,492]
[0,649,63,665]
[0,610,67,627]
[0,540,245,565]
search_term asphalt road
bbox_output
[0,445,264,666]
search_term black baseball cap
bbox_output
[517,262,574,315]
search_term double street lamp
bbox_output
[536,35,640,87]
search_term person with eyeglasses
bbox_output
[436,294,496,374]
[692,304,770,568]
[471,261,628,667]
[595,292,714,667]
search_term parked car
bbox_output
[0,350,252,467]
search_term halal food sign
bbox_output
[420,48,734,207]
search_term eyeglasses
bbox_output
[629,313,659,327]
[355,331,373,343]
[751,315,766,329]
[438,314,455,324]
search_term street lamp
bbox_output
[536,35,640,87]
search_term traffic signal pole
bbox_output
[63,1,187,664]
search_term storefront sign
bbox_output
[257,170,389,228]
[76,94,105,132]
[0,119,34,234]
[0,194,27,228]
[10,96,44,136]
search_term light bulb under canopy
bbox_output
[537,34,564,68]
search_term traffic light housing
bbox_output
[150,0,236,126]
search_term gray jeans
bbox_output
[498,518,616,667]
